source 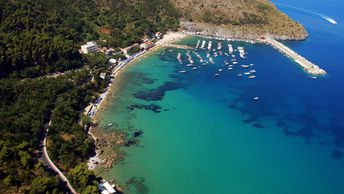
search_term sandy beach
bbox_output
[155,31,188,46]
[92,31,188,122]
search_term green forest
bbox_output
[0,0,179,193]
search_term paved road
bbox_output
[40,121,78,194]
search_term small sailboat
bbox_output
[209,57,215,64]
[195,40,201,49]
[177,53,182,59]
[228,44,234,53]
[217,42,222,50]
[200,40,206,49]
[208,41,213,50]
[177,53,183,64]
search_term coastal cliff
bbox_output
[170,0,308,40]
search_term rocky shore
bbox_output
[87,32,189,172]
[180,21,308,41]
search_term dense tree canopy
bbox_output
[0,0,179,78]
[0,78,71,193]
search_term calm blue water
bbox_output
[98,1,344,193]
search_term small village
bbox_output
[79,32,163,194]
[82,31,161,118]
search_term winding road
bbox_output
[40,121,78,194]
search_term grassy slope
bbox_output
[170,0,308,40]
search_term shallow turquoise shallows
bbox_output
[98,1,344,193]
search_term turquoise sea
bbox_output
[98,0,344,193]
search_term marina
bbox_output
[174,37,261,83]
[103,29,344,194]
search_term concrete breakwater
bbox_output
[264,37,326,75]
[182,30,326,76]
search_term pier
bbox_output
[264,37,326,75]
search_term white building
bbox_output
[99,182,116,194]
[81,41,99,54]
[99,72,106,80]
[109,58,117,65]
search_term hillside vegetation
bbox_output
[0,0,179,78]
[0,0,179,193]
[170,0,308,39]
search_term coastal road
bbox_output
[40,121,78,194]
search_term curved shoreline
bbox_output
[87,47,161,170]
[86,32,189,172]
[93,32,189,122]
[86,31,326,190]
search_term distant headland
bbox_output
[171,0,308,40]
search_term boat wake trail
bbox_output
[275,3,337,25]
